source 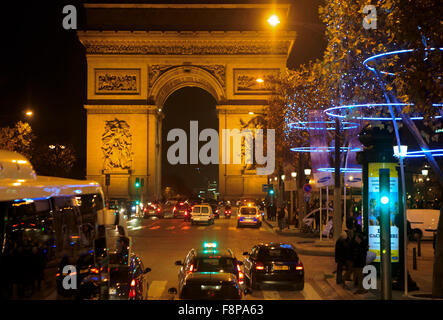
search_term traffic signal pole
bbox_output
[379,168,392,300]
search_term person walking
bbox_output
[335,231,350,285]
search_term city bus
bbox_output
[0,150,106,299]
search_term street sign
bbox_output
[262,184,269,192]
[303,184,312,193]
[304,193,310,203]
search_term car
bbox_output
[190,204,214,225]
[224,205,232,218]
[174,201,190,219]
[57,224,152,300]
[162,200,178,218]
[242,243,304,291]
[170,242,249,300]
[237,204,262,228]
[407,209,440,239]
[143,202,163,218]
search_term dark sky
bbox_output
[0,1,326,189]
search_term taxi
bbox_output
[170,242,250,300]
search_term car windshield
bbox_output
[240,207,257,215]
[258,247,298,261]
[195,257,236,273]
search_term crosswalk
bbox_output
[127,223,272,233]
[146,278,373,300]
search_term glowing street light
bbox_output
[393,145,408,158]
[291,172,297,178]
[421,169,429,176]
[256,78,264,83]
[267,14,280,27]
[281,174,285,181]
[304,168,311,176]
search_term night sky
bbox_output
[0,1,326,191]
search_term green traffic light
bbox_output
[269,190,274,195]
[380,196,389,205]
[135,183,140,188]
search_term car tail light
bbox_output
[189,264,194,273]
[157,207,161,212]
[131,279,136,287]
[228,210,231,214]
[180,202,184,205]
[90,268,99,274]
[173,206,177,212]
[296,262,304,271]
[255,262,264,270]
[56,273,60,277]
[184,210,188,216]
[237,264,244,284]
[144,208,147,212]
[129,279,136,299]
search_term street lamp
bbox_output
[291,172,297,178]
[393,145,408,158]
[421,169,429,176]
[281,174,285,181]
[304,168,311,176]
[267,14,280,27]
[25,110,33,117]
[274,176,278,181]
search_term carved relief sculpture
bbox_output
[102,119,133,170]
[240,115,267,172]
[234,69,279,94]
[95,69,140,95]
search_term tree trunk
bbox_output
[333,119,342,241]
[298,153,306,228]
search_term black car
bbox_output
[171,242,248,300]
[242,243,304,290]
[174,201,190,219]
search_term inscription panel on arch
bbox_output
[95,69,141,95]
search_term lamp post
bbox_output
[291,172,297,226]
[393,144,408,297]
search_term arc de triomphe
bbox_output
[78,3,296,201]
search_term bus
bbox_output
[0,150,106,299]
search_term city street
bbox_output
[127,211,366,300]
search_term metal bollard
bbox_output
[417,237,421,257]
[412,247,417,270]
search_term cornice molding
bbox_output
[84,105,158,114]
[77,31,295,56]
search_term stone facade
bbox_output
[78,4,295,201]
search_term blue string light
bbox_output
[288,121,359,131]
[324,103,442,121]
[317,167,362,173]
[363,47,443,76]
[290,146,362,153]
[400,149,443,158]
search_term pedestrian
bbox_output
[283,205,289,229]
[350,232,368,294]
[277,206,285,230]
[335,231,350,285]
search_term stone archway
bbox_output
[79,3,296,201]
[150,65,226,107]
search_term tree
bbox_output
[32,144,76,178]
[0,121,35,159]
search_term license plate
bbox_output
[273,265,289,271]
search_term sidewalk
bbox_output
[264,217,439,300]
[263,218,335,256]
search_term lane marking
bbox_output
[262,290,280,300]
[302,282,323,300]
[147,280,168,299]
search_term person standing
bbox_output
[350,232,369,294]
[335,231,350,285]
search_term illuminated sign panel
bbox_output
[368,163,399,263]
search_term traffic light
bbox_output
[379,168,390,207]
[268,185,274,196]
[135,177,140,188]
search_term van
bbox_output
[191,204,214,225]
[407,209,440,239]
